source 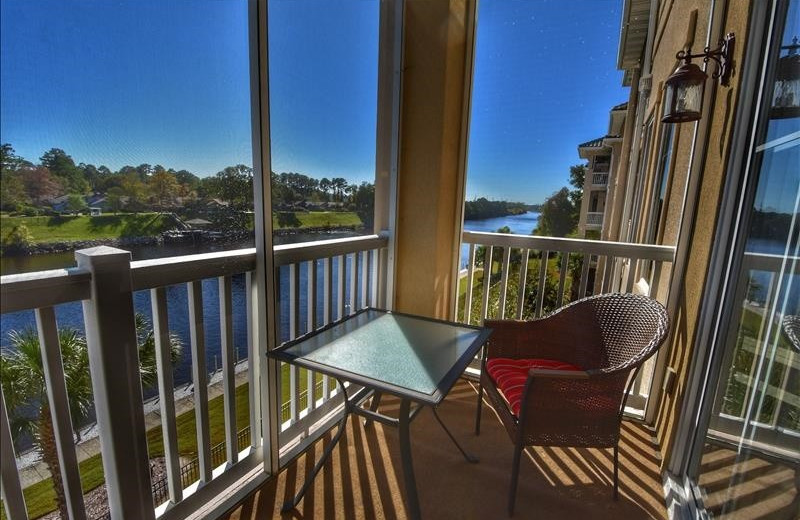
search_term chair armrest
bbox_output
[528,368,589,380]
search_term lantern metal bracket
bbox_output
[676,33,735,86]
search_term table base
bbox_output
[281,380,478,519]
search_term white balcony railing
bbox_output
[709,251,800,456]
[0,233,388,520]
[586,211,604,228]
[592,162,610,173]
[592,173,609,186]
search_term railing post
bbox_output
[75,246,154,520]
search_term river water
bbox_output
[0,213,539,387]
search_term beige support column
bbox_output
[393,0,475,319]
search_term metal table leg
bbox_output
[398,399,422,520]
[363,391,382,426]
[281,411,349,513]
[432,407,479,463]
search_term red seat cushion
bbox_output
[486,358,582,416]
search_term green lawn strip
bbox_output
[2,452,106,520]
[0,213,176,243]
[272,211,362,229]
[457,268,484,299]
[146,383,252,458]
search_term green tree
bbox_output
[331,177,348,202]
[2,223,34,252]
[353,181,375,231]
[105,186,125,214]
[319,177,332,201]
[1,328,92,520]
[65,194,88,214]
[174,169,200,196]
[568,163,587,212]
[40,148,89,195]
[0,170,28,210]
[535,187,577,237]
[78,163,112,192]
[0,316,180,519]
[120,172,147,211]
[1,143,30,172]
[208,165,253,208]
[1,144,31,210]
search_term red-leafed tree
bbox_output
[23,166,64,204]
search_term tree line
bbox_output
[0,144,374,224]
[463,198,531,220]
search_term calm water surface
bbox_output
[460,212,540,267]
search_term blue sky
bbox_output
[1,0,627,205]
[468,0,628,202]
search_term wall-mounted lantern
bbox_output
[662,33,735,123]
[771,36,799,119]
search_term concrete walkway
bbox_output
[17,362,251,489]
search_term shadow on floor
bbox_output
[220,380,667,519]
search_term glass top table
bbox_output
[270,308,492,519]
[272,308,492,405]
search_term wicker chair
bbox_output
[475,293,669,515]
[783,315,800,352]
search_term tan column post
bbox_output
[393,0,476,319]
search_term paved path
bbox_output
[17,363,251,489]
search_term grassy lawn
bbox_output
[273,211,362,229]
[458,268,485,298]
[0,213,177,243]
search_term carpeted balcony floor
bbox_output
[220,380,667,519]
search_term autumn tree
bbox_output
[148,170,180,211]
[23,166,64,204]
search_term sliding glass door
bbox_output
[689,1,799,518]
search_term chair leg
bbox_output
[508,442,523,516]
[613,443,619,500]
[475,381,484,436]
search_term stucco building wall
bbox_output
[634,0,751,466]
